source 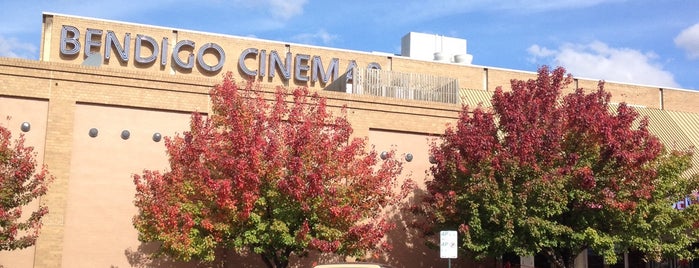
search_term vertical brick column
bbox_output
[33,80,76,268]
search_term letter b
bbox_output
[60,25,81,55]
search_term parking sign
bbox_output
[440,230,458,259]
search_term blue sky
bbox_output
[1,0,698,91]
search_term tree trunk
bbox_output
[275,259,289,268]
[213,246,233,268]
[564,255,575,268]
[545,248,577,268]
[260,252,290,268]
[262,254,275,268]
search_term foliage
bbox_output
[133,73,413,268]
[414,66,699,267]
[0,123,53,251]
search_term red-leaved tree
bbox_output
[414,66,699,268]
[0,123,53,251]
[133,73,413,268]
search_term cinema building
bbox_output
[1,13,698,268]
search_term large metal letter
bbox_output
[367,62,382,70]
[312,56,339,83]
[258,49,267,78]
[269,50,292,80]
[345,60,357,80]
[295,54,310,82]
[238,48,258,76]
[160,37,168,67]
[84,28,102,57]
[196,43,225,72]
[172,40,195,69]
[60,25,80,55]
[105,31,130,62]
[135,34,158,64]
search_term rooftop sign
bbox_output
[58,24,382,83]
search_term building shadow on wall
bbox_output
[124,241,345,268]
[125,242,265,268]
[380,187,495,268]
[122,188,497,268]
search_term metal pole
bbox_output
[448,258,451,268]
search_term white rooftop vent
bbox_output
[434,52,446,61]
[453,54,473,64]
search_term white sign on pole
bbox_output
[440,230,458,259]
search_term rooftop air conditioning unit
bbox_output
[434,52,446,61]
[453,54,473,64]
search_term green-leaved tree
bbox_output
[414,66,699,268]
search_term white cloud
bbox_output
[269,0,307,20]
[0,35,37,59]
[675,23,699,59]
[527,44,556,58]
[291,29,338,46]
[528,41,680,88]
[494,0,625,12]
[232,0,308,20]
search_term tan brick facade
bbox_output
[0,13,698,268]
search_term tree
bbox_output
[0,123,53,251]
[133,73,413,268]
[414,66,699,268]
